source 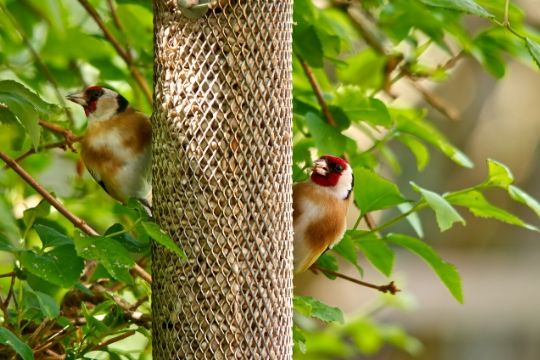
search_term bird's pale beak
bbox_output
[313,159,328,176]
[66,92,87,106]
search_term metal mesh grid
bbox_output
[152,1,293,358]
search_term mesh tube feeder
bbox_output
[152,1,293,358]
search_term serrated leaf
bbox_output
[0,80,61,116]
[486,159,513,189]
[386,233,463,303]
[419,0,494,18]
[20,246,83,288]
[142,221,186,259]
[294,296,344,323]
[526,38,540,69]
[446,190,538,231]
[412,183,465,231]
[34,224,72,248]
[74,236,135,283]
[354,167,407,214]
[350,231,394,276]
[508,185,540,218]
[0,92,41,149]
[0,327,34,360]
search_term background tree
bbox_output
[0,0,539,359]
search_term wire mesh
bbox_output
[152,1,293,358]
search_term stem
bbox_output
[312,265,399,294]
[366,202,425,236]
[94,330,136,350]
[0,151,152,284]
[503,0,510,26]
[296,55,337,127]
[76,0,152,105]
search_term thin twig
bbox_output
[408,80,459,122]
[38,120,79,147]
[0,151,152,284]
[106,0,124,32]
[312,265,399,294]
[8,139,80,167]
[94,330,136,351]
[297,56,337,127]
[76,0,152,105]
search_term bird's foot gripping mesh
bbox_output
[152,1,293,359]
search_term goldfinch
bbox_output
[293,155,353,273]
[66,86,152,209]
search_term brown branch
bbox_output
[297,56,337,127]
[408,80,459,122]
[0,151,152,284]
[106,0,124,32]
[0,271,16,330]
[76,0,152,105]
[32,326,73,355]
[38,120,79,147]
[94,330,136,351]
[312,265,399,295]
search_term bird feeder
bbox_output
[152,1,293,358]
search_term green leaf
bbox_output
[351,231,395,277]
[398,202,424,238]
[0,234,17,253]
[526,38,540,69]
[294,24,323,68]
[34,224,72,248]
[0,80,61,149]
[293,325,307,354]
[395,110,474,168]
[142,221,186,259]
[23,200,50,230]
[293,296,344,323]
[304,112,349,155]
[486,159,514,189]
[0,327,34,360]
[316,253,339,276]
[354,167,407,214]
[508,185,540,218]
[446,190,538,231]
[333,85,391,127]
[411,183,465,231]
[418,0,494,18]
[399,135,429,171]
[333,233,363,275]
[25,286,60,318]
[386,233,463,303]
[74,235,135,283]
[20,246,83,288]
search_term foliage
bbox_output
[0,0,539,359]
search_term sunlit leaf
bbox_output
[526,38,540,69]
[399,134,429,171]
[411,182,465,231]
[333,233,363,275]
[33,224,72,249]
[486,159,514,189]
[446,190,538,231]
[354,167,407,214]
[508,185,540,218]
[350,231,394,276]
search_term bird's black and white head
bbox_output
[66,86,128,122]
[310,155,354,199]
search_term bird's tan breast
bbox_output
[293,182,351,252]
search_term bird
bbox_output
[66,86,152,210]
[293,155,354,274]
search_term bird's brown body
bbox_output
[80,107,151,204]
[293,175,352,273]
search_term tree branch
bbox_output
[94,330,136,351]
[0,151,152,284]
[76,0,152,105]
[312,265,399,295]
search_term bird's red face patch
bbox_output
[310,155,349,187]
[83,86,104,115]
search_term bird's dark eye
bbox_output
[333,164,343,173]
[86,87,104,101]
